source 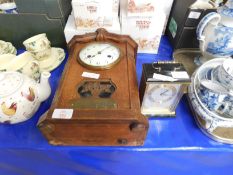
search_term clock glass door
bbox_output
[141,84,182,115]
[78,42,121,70]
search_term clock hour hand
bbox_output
[89,46,111,58]
[160,89,169,96]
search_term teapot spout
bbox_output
[37,72,51,102]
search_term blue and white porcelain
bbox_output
[197,80,229,114]
[226,0,233,9]
[211,65,221,82]
[217,58,233,89]
[196,1,233,63]
[188,58,233,144]
[189,73,233,133]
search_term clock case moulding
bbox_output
[38,28,149,146]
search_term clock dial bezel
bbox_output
[77,42,122,70]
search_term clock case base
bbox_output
[38,29,149,146]
[144,111,176,118]
[38,112,148,146]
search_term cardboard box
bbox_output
[0,0,71,48]
[72,0,113,28]
[120,0,167,54]
[166,0,216,49]
[121,0,173,32]
[64,14,121,43]
[113,0,119,18]
[127,0,156,17]
[121,14,165,54]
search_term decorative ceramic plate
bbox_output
[38,47,65,72]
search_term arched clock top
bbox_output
[68,29,138,55]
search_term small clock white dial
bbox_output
[148,84,177,104]
[78,43,120,69]
[141,84,182,115]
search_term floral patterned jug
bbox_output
[196,0,233,63]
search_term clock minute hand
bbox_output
[99,46,111,53]
[91,46,111,58]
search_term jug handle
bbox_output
[196,12,221,52]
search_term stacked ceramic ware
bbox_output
[23,33,65,72]
[120,0,173,54]
[188,58,233,144]
[0,52,40,81]
[0,40,16,55]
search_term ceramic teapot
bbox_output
[196,0,233,63]
[0,71,51,124]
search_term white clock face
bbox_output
[148,84,177,104]
[141,84,182,115]
[78,43,120,69]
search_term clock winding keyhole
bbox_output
[77,80,116,98]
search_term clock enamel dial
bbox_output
[78,43,121,70]
[38,29,148,146]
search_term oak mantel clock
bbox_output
[38,28,149,146]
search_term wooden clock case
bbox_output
[38,28,149,146]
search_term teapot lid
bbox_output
[0,72,23,98]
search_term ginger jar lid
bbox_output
[0,72,23,98]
